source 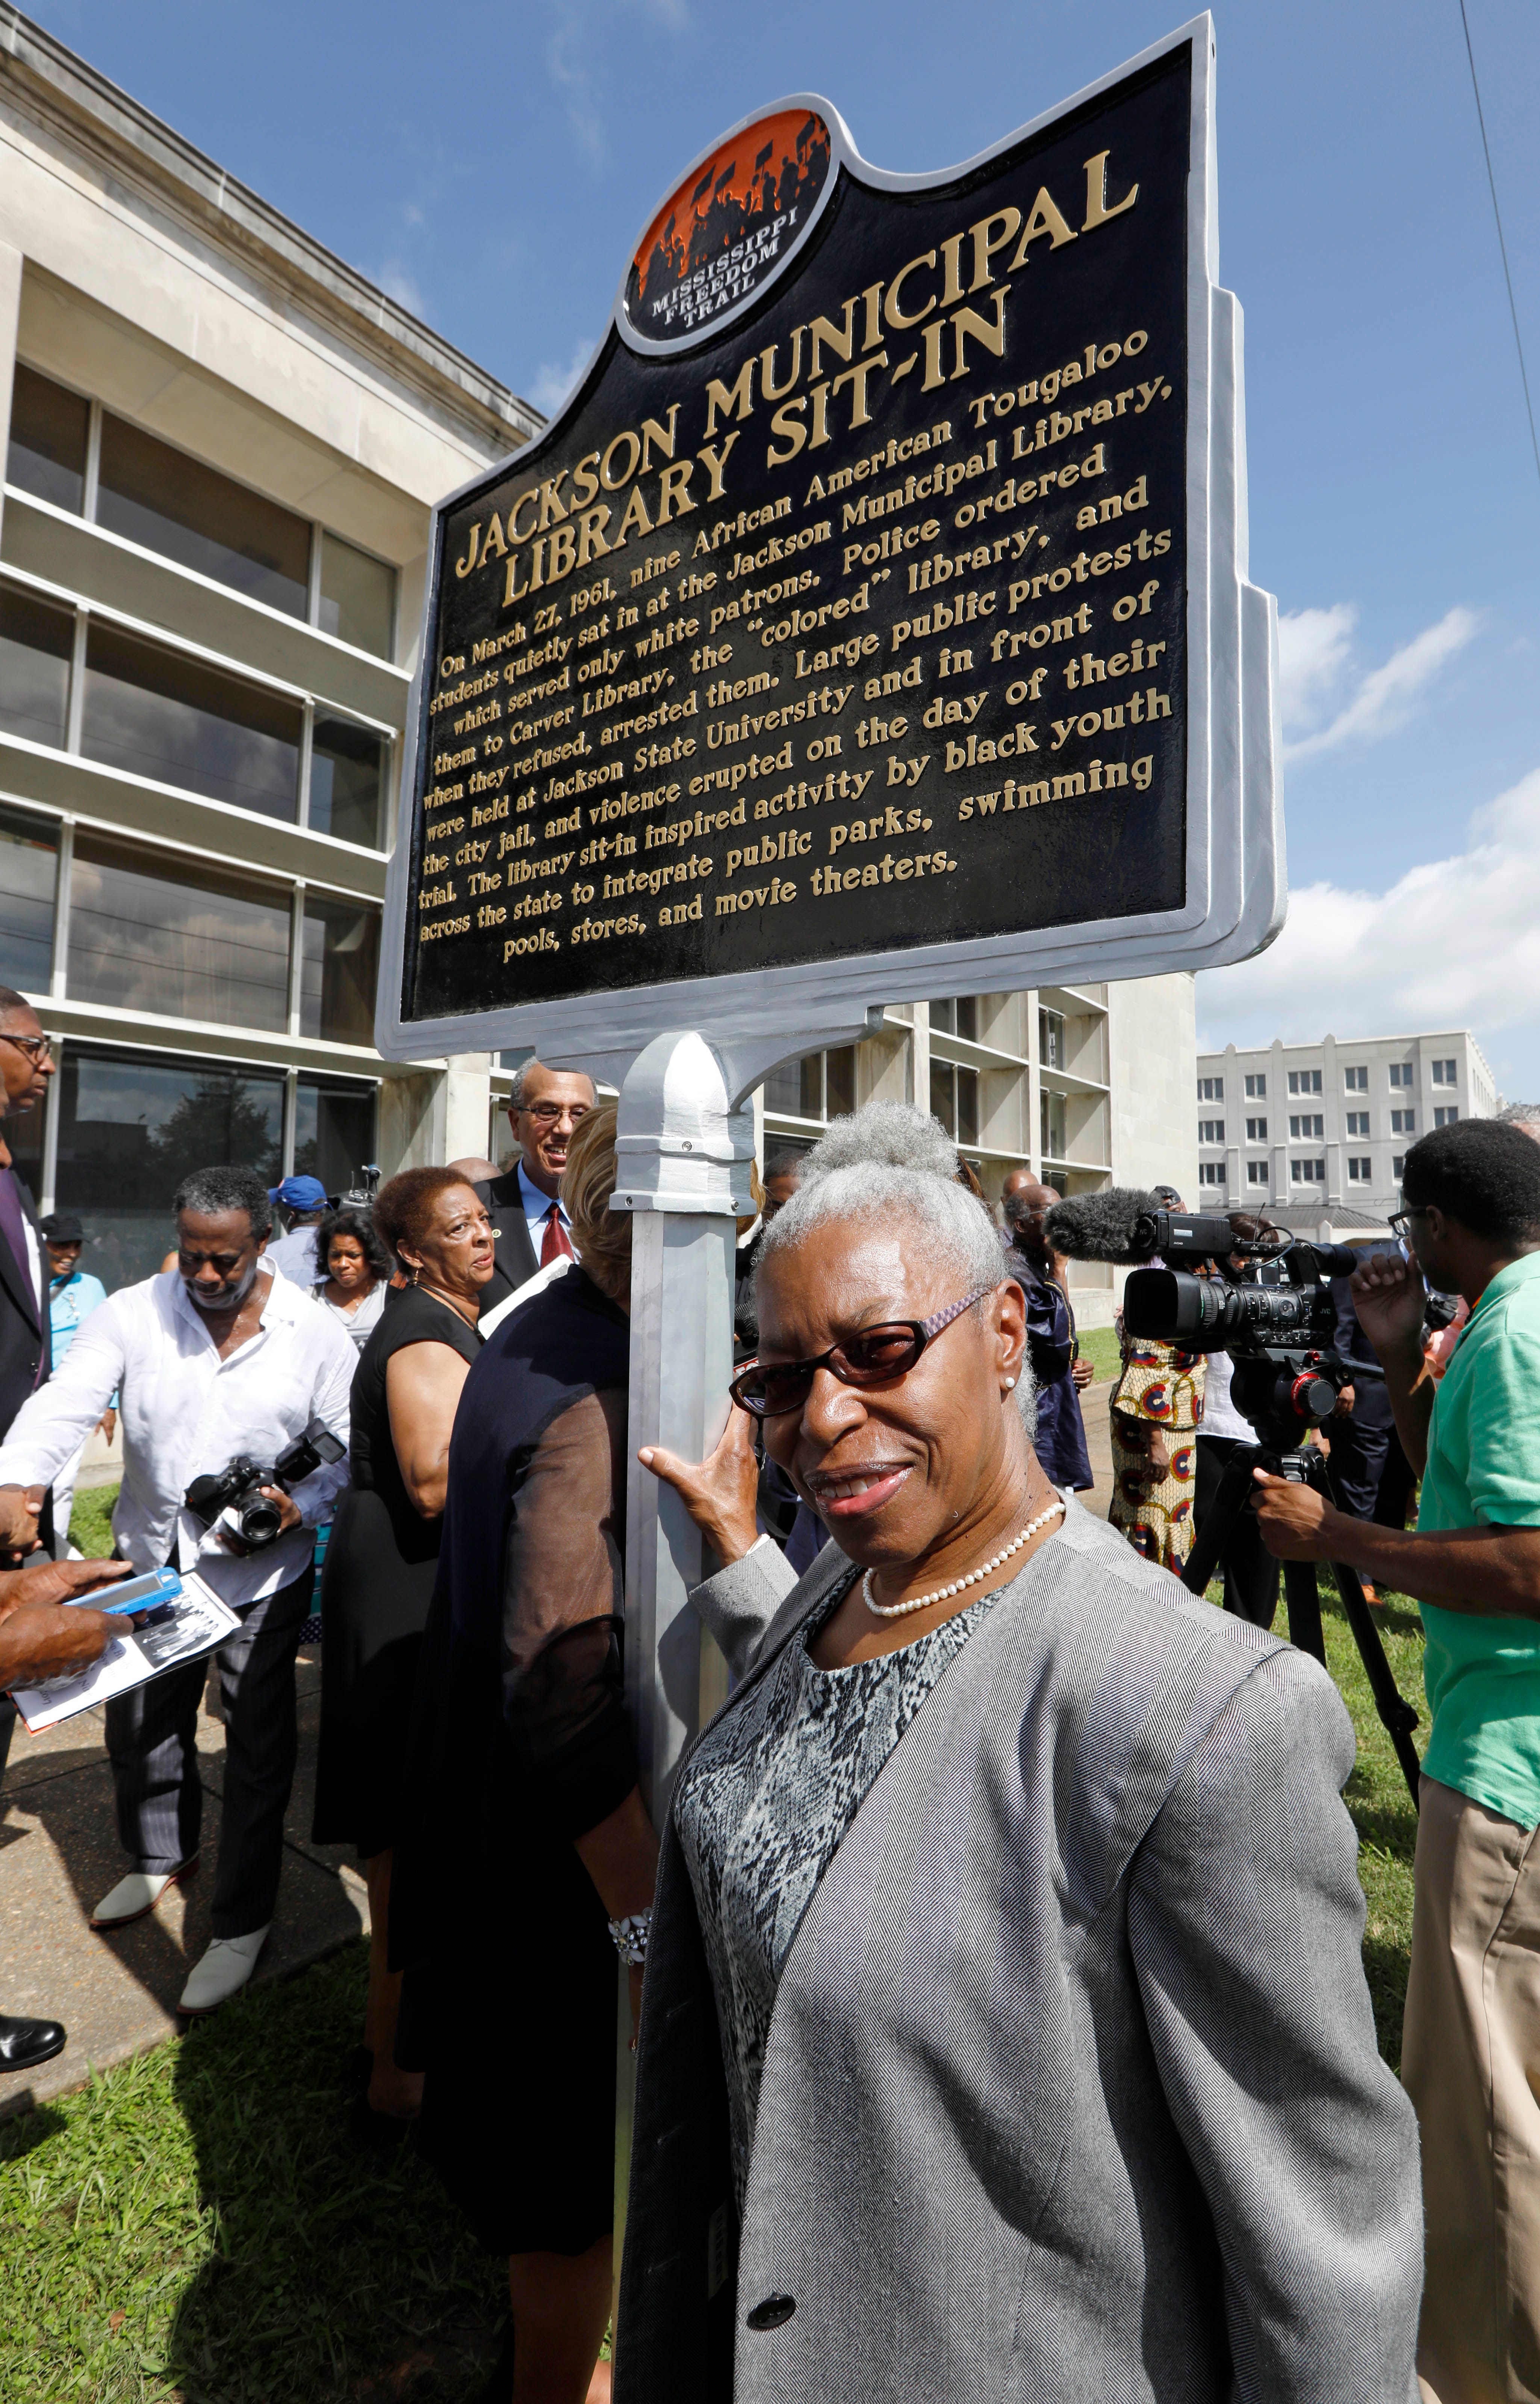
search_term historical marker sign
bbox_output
[376,14,1280,1070]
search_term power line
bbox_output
[1457,0,1540,498]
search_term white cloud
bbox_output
[374,261,425,315]
[1278,603,1479,762]
[526,337,597,420]
[1277,602,1356,731]
[1198,763,1540,1056]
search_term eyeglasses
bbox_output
[0,1031,55,1063]
[520,1102,590,1127]
[729,1287,994,1418]
[1389,1208,1423,1265]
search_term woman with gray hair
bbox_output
[619,1101,1421,2403]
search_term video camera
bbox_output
[1042,1188,1374,1444]
[184,1417,346,1550]
[1044,1187,1425,1807]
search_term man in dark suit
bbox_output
[473,1060,596,1316]
[0,988,54,1552]
[0,983,68,2076]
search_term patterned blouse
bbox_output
[675,1567,1005,2206]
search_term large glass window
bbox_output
[70,836,292,1031]
[932,1060,979,1145]
[0,584,72,748]
[9,366,398,666]
[294,1074,377,1193]
[52,1044,284,1291]
[96,414,310,618]
[309,715,387,845]
[0,806,57,991]
[319,533,395,661]
[82,624,302,819]
[300,896,380,1045]
[931,996,977,1042]
[6,1058,44,1210]
[762,1045,855,1122]
[6,365,88,512]
[1040,1088,1067,1160]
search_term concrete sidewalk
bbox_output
[0,1638,369,2124]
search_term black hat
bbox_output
[40,1212,84,1243]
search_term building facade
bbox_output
[0,14,537,1289]
[759,973,1198,1323]
[1195,1029,1499,1223]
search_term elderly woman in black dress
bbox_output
[392,1102,654,2404]
[313,1166,493,2129]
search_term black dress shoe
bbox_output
[348,2092,414,2147]
[0,2013,66,2072]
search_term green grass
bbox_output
[0,1948,504,2404]
[1323,1588,1424,2064]
[69,1482,118,1560]
[1076,1322,1122,1382]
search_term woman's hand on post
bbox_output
[639,1401,761,1565]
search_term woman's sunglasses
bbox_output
[729,1286,994,1418]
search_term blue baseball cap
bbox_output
[268,1175,328,1211]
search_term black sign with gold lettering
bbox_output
[384,28,1269,1055]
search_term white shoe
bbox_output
[91,1857,199,1930]
[178,1926,270,2015]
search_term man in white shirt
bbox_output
[473,1059,595,1317]
[0,1164,354,2013]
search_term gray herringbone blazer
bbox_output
[617,1500,1421,2402]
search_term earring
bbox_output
[1004,1376,1016,1389]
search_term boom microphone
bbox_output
[1043,1188,1163,1264]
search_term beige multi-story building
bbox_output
[0,13,537,1289]
[760,973,1198,1323]
[1195,1028,1499,1228]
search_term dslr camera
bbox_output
[184,1417,346,1550]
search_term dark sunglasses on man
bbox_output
[729,1285,995,1417]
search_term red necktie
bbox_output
[540,1201,575,1266]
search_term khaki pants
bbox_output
[1404,1775,1540,2403]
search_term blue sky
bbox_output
[29,0,1540,1096]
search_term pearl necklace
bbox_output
[861,1495,1066,1622]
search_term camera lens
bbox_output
[238,1495,283,1546]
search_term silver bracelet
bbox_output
[607,1909,651,1967]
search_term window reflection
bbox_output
[96,415,310,617]
[319,532,395,660]
[0,584,72,748]
[82,624,302,819]
[53,1044,284,1290]
[6,365,88,513]
[295,1075,377,1192]
[300,896,380,1044]
[0,806,57,992]
[70,837,292,1031]
[309,715,386,845]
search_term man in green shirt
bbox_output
[1254,1117,1540,2404]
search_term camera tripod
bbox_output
[1180,1386,1423,1810]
